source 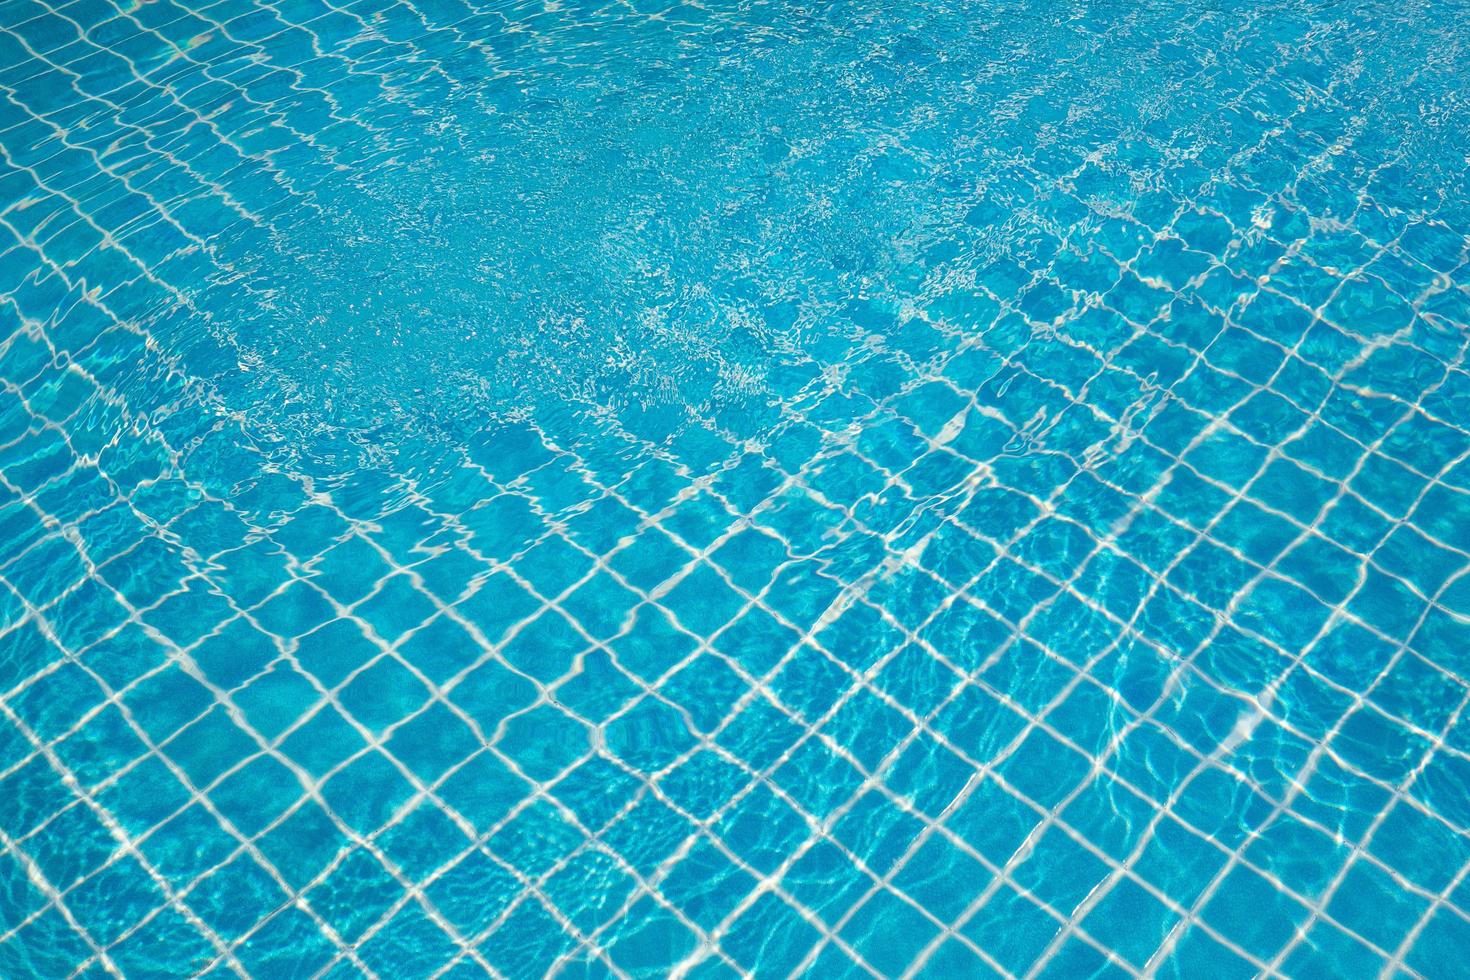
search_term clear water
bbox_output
[2,0,1470,975]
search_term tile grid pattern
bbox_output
[2,0,1470,977]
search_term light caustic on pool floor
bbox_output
[2,0,1470,977]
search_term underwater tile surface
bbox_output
[2,0,1470,975]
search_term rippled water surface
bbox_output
[3,0,1470,975]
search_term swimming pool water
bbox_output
[3,0,1470,975]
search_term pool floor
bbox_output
[3,0,1470,976]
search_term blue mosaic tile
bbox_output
[3,0,1470,974]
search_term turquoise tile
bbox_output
[3,0,1466,971]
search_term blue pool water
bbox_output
[3,0,1470,975]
